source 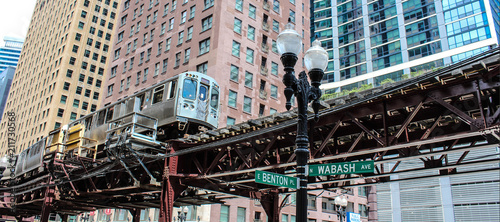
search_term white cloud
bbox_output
[0,0,37,42]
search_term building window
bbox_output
[190,6,196,19]
[282,214,288,222]
[178,31,184,44]
[227,117,236,126]
[82,102,88,110]
[271,84,278,98]
[307,194,316,210]
[273,20,279,32]
[289,10,295,23]
[76,86,83,95]
[230,65,239,82]
[57,108,64,117]
[154,62,160,76]
[144,68,149,81]
[202,15,213,32]
[78,21,85,29]
[204,0,214,9]
[359,204,368,217]
[187,26,193,40]
[270,108,277,115]
[93,92,100,100]
[232,41,241,57]
[163,3,169,15]
[72,45,79,53]
[184,48,191,63]
[175,52,181,67]
[273,0,280,13]
[166,38,171,51]
[197,62,208,74]
[237,207,246,222]
[234,18,242,34]
[162,58,168,72]
[79,74,85,82]
[172,0,177,10]
[246,48,254,63]
[181,10,187,23]
[199,38,210,55]
[235,0,243,11]
[73,99,80,108]
[247,25,255,41]
[245,71,253,87]
[63,82,70,90]
[70,112,77,121]
[60,95,67,104]
[108,84,114,96]
[228,90,237,108]
[220,205,230,222]
[75,33,82,41]
[271,62,279,75]
[161,22,166,35]
[169,18,175,30]
[249,4,256,19]
[272,40,278,53]
[243,96,252,113]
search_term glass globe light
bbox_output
[304,39,329,71]
[276,23,302,56]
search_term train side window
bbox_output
[153,85,165,104]
[199,85,208,101]
[182,78,197,100]
[85,116,93,131]
[105,107,114,123]
[137,94,145,110]
[97,110,106,125]
[210,88,219,109]
[168,80,177,99]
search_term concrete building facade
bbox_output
[0,0,121,155]
[311,0,499,92]
[0,37,23,73]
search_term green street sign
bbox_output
[308,160,374,176]
[255,170,298,189]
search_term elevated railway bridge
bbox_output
[1,48,499,222]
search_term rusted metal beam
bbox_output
[313,121,341,157]
[204,147,227,175]
[390,100,425,145]
[428,93,481,129]
[348,113,386,146]
[343,132,365,161]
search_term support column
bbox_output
[61,214,69,222]
[40,180,55,222]
[159,143,184,222]
[260,191,280,222]
[130,209,141,222]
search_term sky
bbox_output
[0,0,37,42]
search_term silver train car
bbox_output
[3,71,220,181]
[72,71,220,145]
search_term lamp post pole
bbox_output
[277,23,328,222]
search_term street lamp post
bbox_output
[334,196,348,222]
[277,23,328,222]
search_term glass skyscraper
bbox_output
[312,0,499,92]
[0,37,23,72]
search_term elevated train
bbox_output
[1,71,220,181]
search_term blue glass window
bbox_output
[182,78,197,100]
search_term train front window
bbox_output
[199,85,208,101]
[182,78,197,100]
[210,88,219,109]
[153,85,164,104]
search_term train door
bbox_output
[207,84,219,128]
[196,82,209,121]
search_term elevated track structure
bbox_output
[1,48,499,222]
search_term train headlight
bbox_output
[190,104,195,110]
[183,103,189,109]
